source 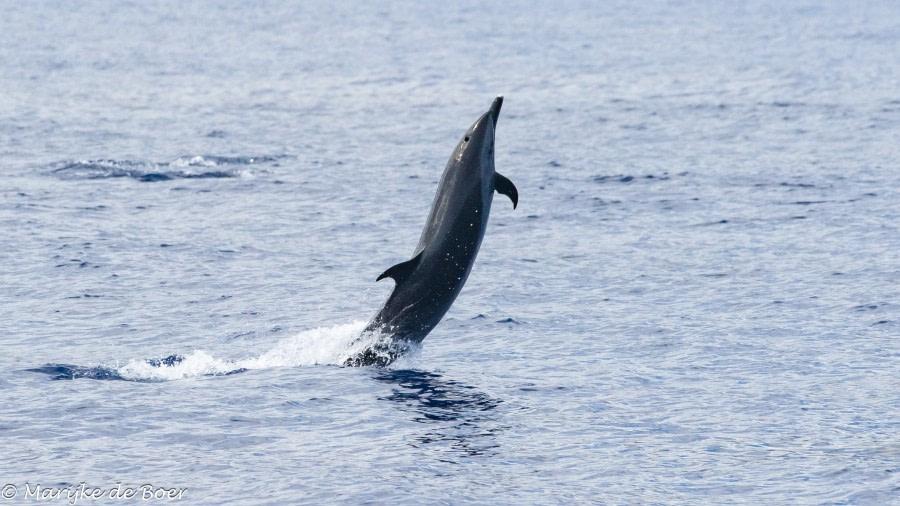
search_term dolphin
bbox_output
[345,96,518,366]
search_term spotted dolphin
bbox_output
[346,96,518,366]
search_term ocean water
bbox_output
[1,1,898,504]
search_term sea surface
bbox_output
[1,1,898,504]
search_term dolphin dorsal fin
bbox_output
[494,172,518,209]
[376,251,424,285]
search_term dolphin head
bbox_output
[451,96,502,188]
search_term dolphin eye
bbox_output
[464,136,470,142]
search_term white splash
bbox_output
[115,321,391,381]
[170,155,219,168]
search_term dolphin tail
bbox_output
[376,251,424,285]
[494,172,518,209]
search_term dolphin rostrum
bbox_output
[345,96,518,366]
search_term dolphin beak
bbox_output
[488,95,503,128]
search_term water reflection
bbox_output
[373,369,504,458]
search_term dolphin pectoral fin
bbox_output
[494,172,518,209]
[376,252,423,285]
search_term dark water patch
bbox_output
[139,173,174,182]
[54,258,90,268]
[375,370,501,421]
[592,171,682,184]
[776,198,860,206]
[518,383,570,393]
[767,101,806,108]
[780,182,818,188]
[695,219,729,226]
[374,369,503,456]
[754,181,822,190]
[592,174,635,183]
[227,331,255,340]
[28,364,125,381]
[48,155,287,182]
[14,203,54,210]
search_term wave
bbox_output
[49,155,287,182]
[28,321,416,382]
[591,171,686,184]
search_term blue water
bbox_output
[2,1,899,504]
